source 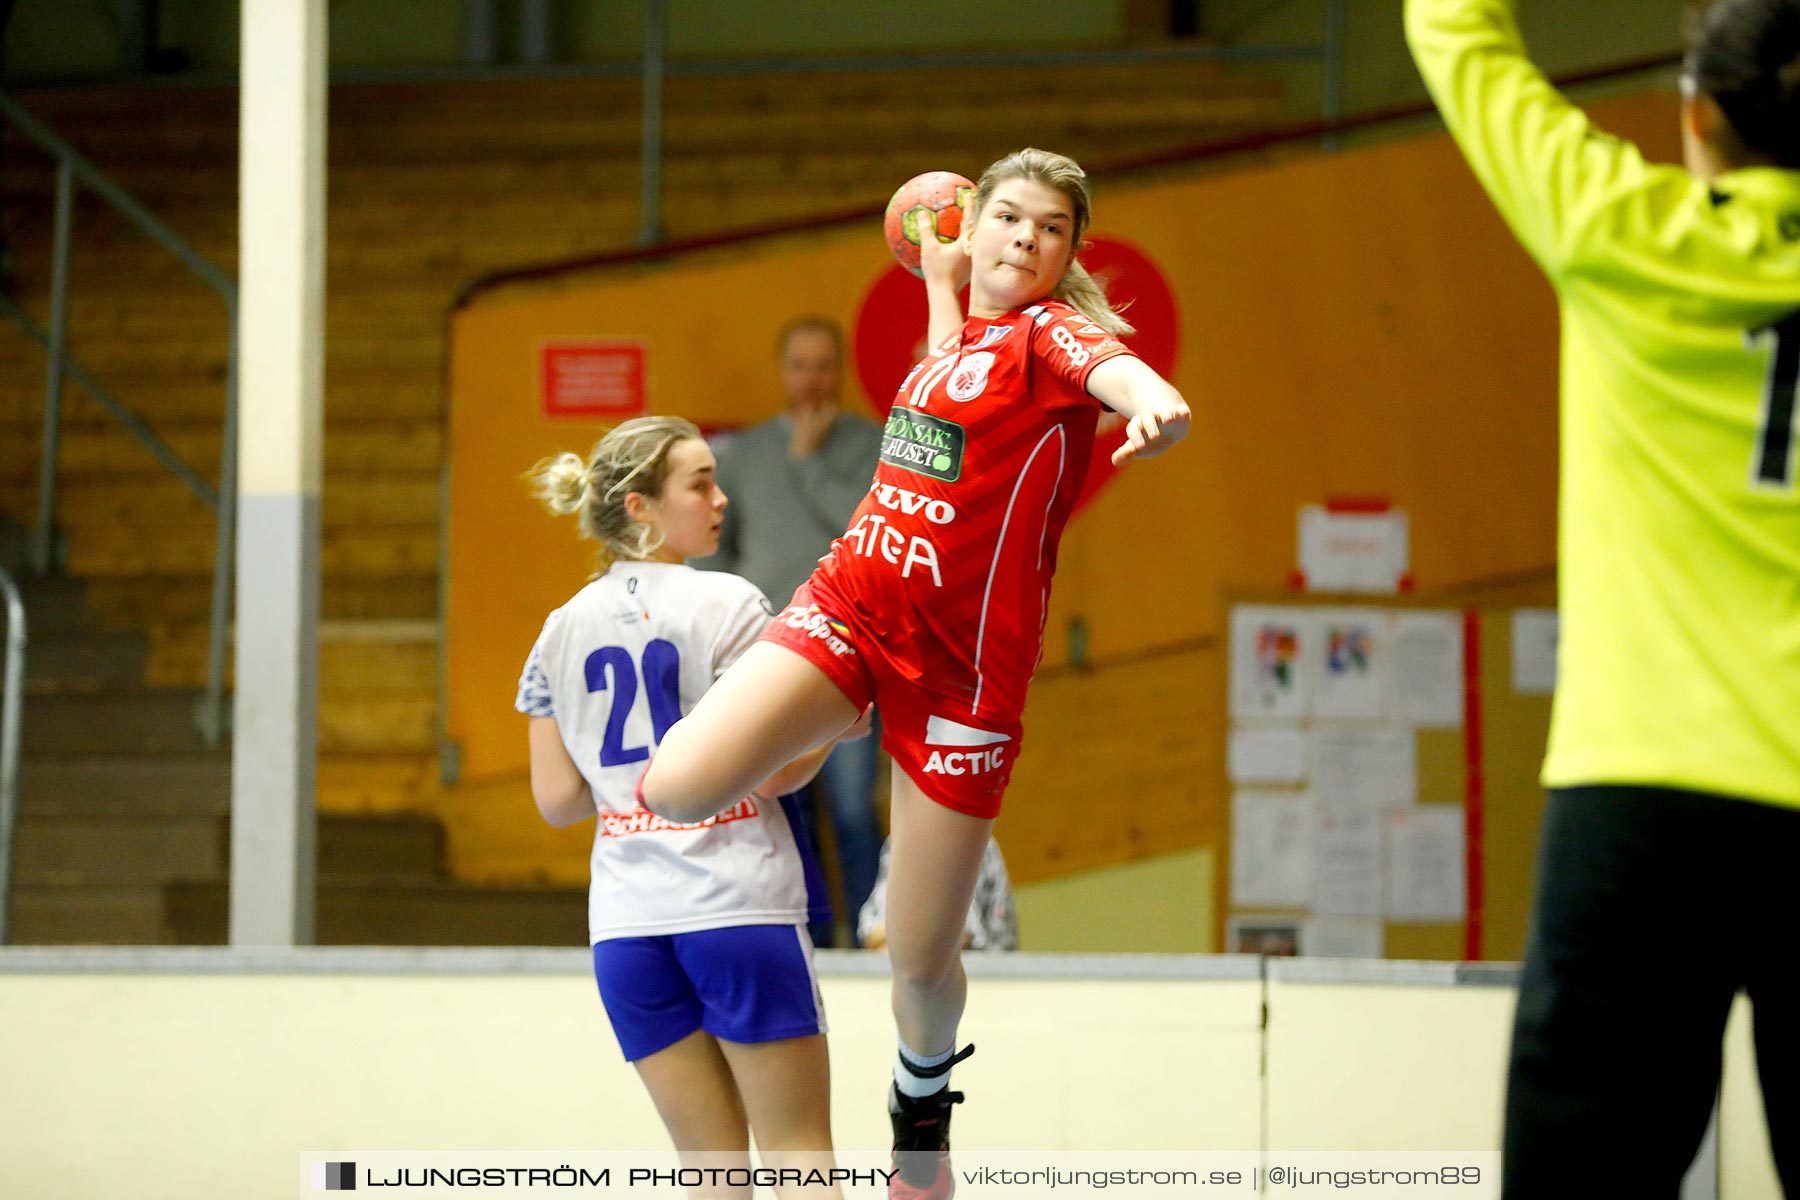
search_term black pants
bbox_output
[1503,785,1800,1197]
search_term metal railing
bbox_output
[0,566,23,944]
[0,93,238,747]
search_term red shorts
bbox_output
[758,580,1022,821]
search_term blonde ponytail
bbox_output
[1054,260,1135,336]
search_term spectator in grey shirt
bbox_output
[697,315,884,945]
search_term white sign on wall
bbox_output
[1297,504,1410,594]
[1511,608,1560,695]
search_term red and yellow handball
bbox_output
[884,170,975,278]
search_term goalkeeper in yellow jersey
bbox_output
[1408,0,1800,1193]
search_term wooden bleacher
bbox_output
[0,56,1285,934]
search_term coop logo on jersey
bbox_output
[779,604,857,658]
[946,351,996,402]
[881,410,965,482]
[1050,324,1107,369]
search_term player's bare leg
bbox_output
[884,768,991,1051]
[644,643,860,824]
[719,1034,843,1198]
[633,1029,753,1200]
[881,766,993,1198]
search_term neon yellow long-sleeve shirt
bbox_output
[1408,0,1800,808]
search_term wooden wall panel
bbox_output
[447,91,1680,893]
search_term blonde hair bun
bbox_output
[526,416,704,568]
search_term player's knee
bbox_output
[889,942,962,996]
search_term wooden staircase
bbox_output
[0,56,1285,936]
[4,567,587,944]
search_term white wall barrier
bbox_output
[0,949,1779,1198]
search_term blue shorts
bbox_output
[592,924,826,1063]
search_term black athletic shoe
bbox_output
[888,1082,964,1200]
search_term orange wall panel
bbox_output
[445,93,1679,894]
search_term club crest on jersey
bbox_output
[881,410,965,483]
[946,351,995,402]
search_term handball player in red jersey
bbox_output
[643,148,1191,1199]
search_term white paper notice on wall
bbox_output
[1384,806,1467,922]
[1390,610,1465,728]
[1311,608,1390,720]
[1230,790,1315,908]
[1297,504,1410,594]
[1312,726,1418,810]
[1229,606,1310,720]
[1512,609,1559,695]
[1314,810,1384,917]
[1302,917,1385,959]
[1227,726,1310,784]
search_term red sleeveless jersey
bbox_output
[814,299,1133,723]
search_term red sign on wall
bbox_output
[540,341,646,419]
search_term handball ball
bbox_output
[885,170,975,278]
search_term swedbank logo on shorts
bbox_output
[881,410,964,483]
[780,604,857,658]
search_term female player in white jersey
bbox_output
[518,416,863,1198]
[640,149,1192,1200]
[1410,0,1800,1193]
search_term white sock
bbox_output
[894,1038,955,1099]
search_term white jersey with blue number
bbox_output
[516,561,813,943]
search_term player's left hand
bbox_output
[1110,401,1191,465]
